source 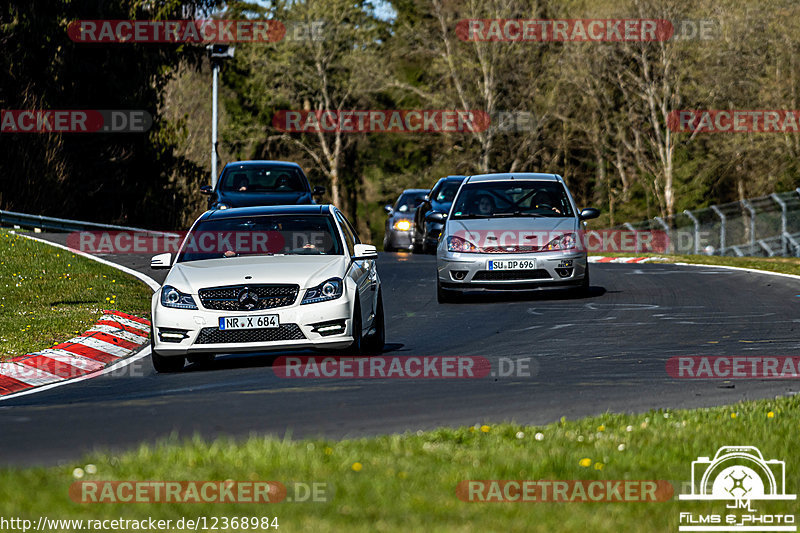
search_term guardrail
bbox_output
[612,188,800,257]
[0,210,166,234]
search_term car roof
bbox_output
[223,160,303,169]
[465,173,561,183]
[442,175,466,180]
[401,189,430,194]
[204,204,329,220]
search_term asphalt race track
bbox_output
[1,233,798,466]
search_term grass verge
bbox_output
[596,252,800,276]
[0,230,152,360]
[0,394,796,532]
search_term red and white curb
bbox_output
[0,310,150,397]
[588,256,665,264]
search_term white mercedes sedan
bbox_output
[149,205,384,372]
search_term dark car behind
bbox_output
[201,160,324,210]
[383,189,429,252]
[413,175,465,253]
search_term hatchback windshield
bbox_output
[394,191,428,213]
[433,181,463,204]
[451,181,574,218]
[219,165,308,193]
[177,215,343,262]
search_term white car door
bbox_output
[336,212,375,331]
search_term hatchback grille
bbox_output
[195,324,305,344]
[198,284,298,311]
[480,245,540,253]
[472,269,550,281]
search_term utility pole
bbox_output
[206,44,235,189]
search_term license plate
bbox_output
[488,259,536,270]
[219,315,279,330]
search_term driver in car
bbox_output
[533,190,562,214]
[233,175,249,192]
[476,194,495,216]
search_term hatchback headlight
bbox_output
[446,235,479,253]
[160,285,198,309]
[543,233,577,251]
[301,278,344,304]
[393,219,412,231]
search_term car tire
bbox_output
[574,265,590,296]
[150,326,185,373]
[436,279,457,303]
[363,291,385,354]
[187,354,215,367]
[349,299,364,354]
[422,237,435,254]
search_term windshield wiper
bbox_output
[491,211,539,217]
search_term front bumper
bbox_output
[151,296,355,357]
[436,250,587,291]
[386,228,414,250]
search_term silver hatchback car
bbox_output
[436,173,599,302]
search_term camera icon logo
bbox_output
[680,446,796,501]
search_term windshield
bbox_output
[219,165,308,193]
[177,215,343,262]
[451,181,574,218]
[394,192,428,213]
[433,181,463,204]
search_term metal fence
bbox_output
[0,209,166,235]
[612,188,800,257]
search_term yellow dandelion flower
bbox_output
[597,425,605,432]
[579,458,592,467]
[480,425,490,433]
[351,462,363,472]
[731,413,737,419]
[767,411,775,418]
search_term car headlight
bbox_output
[446,235,480,253]
[393,219,412,231]
[160,285,198,309]
[543,233,577,251]
[301,278,344,305]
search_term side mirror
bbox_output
[353,244,378,260]
[200,185,213,195]
[383,205,393,215]
[425,211,447,222]
[150,253,172,269]
[579,208,600,221]
[312,185,326,197]
[414,197,425,208]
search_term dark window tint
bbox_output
[220,165,308,193]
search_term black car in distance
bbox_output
[200,160,325,210]
[413,175,465,253]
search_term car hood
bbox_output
[390,212,414,221]
[164,255,347,293]
[217,191,313,207]
[447,216,578,235]
[430,200,453,214]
